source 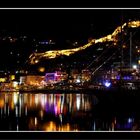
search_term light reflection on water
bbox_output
[0,91,139,131]
[0,92,98,131]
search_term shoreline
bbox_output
[0,87,139,94]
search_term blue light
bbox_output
[104,81,111,87]
[116,76,120,80]
[128,118,133,123]
[123,76,127,80]
[123,76,132,80]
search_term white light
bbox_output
[17,125,19,131]
[128,118,133,123]
[35,95,39,105]
[76,96,80,110]
[41,95,45,108]
[14,93,18,105]
[76,79,81,83]
[35,117,37,126]
[13,81,18,88]
[104,81,111,87]
[132,65,137,69]
[16,106,18,117]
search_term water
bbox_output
[0,91,140,131]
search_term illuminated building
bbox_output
[20,75,45,86]
[45,71,68,84]
[81,69,92,82]
[70,69,80,83]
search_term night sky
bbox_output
[0,9,140,39]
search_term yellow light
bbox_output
[0,78,6,82]
[138,60,140,65]
[38,67,45,72]
[28,20,140,64]
[35,59,39,63]
[0,99,4,108]
[35,117,37,126]
[123,45,126,48]
[10,75,15,80]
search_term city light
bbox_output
[29,20,140,64]
[138,60,140,65]
[38,67,45,72]
[76,79,81,83]
[13,81,18,88]
[104,81,111,88]
[132,65,137,69]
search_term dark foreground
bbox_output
[0,89,140,131]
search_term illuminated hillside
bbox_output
[28,20,140,65]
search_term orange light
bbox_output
[38,67,45,72]
[0,99,4,108]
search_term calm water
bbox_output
[0,91,140,131]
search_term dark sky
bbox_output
[0,9,140,40]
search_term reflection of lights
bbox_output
[54,105,57,115]
[45,121,56,131]
[13,93,18,105]
[50,94,53,104]
[54,103,60,115]
[11,102,15,110]
[60,95,64,113]
[40,110,44,119]
[76,95,80,110]
[24,94,28,104]
[114,118,117,124]
[35,117,37,126]
[93,121,96,131]
[35,95,39,105]
[25,106,28,116]
[8,106,9,116]
[45,121,71,131]
[4,103,6,114]
[41,95,45,108]
[5,94,8,103]
[16,106,18,117]
[0,99,4,108]
[17,125,19,131]
[128,118,133,123]
[111,122,114,131]
[69,94,72,112]
[59,114,62,123]
[19,97,22,107]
